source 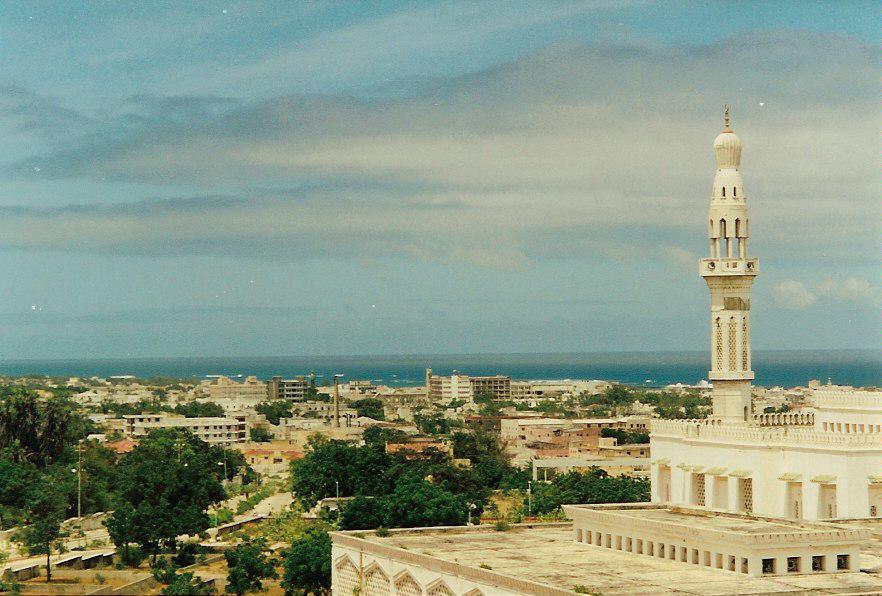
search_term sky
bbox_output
[0,1,878,360]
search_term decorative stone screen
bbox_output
[364,567,390,596]
[336,557,358,595]
[741,478,753,513]
[395,574,423,596]
[427,582,455,596]
[727,317,737,370]
[741,318,749,370]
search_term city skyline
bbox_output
[0,2,878,359]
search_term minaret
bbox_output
[701,107,759,421]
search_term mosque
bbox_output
[649,109,882,521]
[328,114,882,594]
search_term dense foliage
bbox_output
[105,428,248,562]
[256,400,292,425]
[225,538,278,595]
[282,528,331,596]
[292,429,527,530]
[600,428,650,444]
[352,398,385,421]
[530,468,649,515]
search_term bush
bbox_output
[173,542,202,567]
[118,545,146,568]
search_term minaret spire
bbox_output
[702,115,758,421]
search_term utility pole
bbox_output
[527,480,532,518]
[333,374,344,428]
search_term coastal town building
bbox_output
[267,376,309,401]
[122,413,247,444]
[199,375,267,401]
[425,369,474,402]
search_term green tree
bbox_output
[282,529,331,596]
[383,476,467,528]
[174,401,225,418]
[162,570,214,595]
[249,427,273,442]
[256,401,292,425]
[104,503,136,563]
[600,428,650,444]
[339,496,385,530]
[352,398,385,421]
[108,429,231,563]
[14,488,67,583]
[530,468,648,515]
[224,538,278,595]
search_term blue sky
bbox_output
[0,1,877,359]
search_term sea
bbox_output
[0,350,878,389]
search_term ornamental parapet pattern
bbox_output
[651,419,882,448]
[812,390,882,410]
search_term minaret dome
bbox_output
[713,106,742,170]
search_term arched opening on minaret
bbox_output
[721,186,726,197]
[733,186,737,197]
[720,219,730,258]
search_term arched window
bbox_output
[735,218,741,237]
[733,186,737,197]
[721,186,726,197]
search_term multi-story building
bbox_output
[469,375,511,401]
[122,414,247,444]
[203,375,267,400]
[267,376,308,401]
[425,369,474,402]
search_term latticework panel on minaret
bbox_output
[364,568,391,596]
[742,318,749,371]
[715,318,723,369]
[727,317,737,370]
[336,558,358,595]
[743,479,753,513]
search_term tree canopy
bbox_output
[282,528,331,596]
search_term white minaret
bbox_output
[700,107,759,421]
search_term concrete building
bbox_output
[202,375,266,400]
[267,376,308,402]
[330,516,878,595]
[650,113,882,521]
[426,369,474,402]
[122,414,247,444]
[469,375,511,401]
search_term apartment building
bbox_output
[267,376,308,401]
[426,369,473,402]
[470,375,511,400]
[122,414,247,444]
[203,375,267,400]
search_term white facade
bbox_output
[564,503,867,577]
[122,414,247,444]
[650,114,882,521]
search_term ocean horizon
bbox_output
[0,349,878,389]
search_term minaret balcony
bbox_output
[700,257,758,277]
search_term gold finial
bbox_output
[723,104,732,132]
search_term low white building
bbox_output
[651,390,882,520]
[122,414,247,444]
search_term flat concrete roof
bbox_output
[345,524,882,595]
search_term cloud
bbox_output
[816,277,879,303]
[1,31,877,267]
[772,280,817,310]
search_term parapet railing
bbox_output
[811,390,882,409]
[752,412,814,426]
[651,419,882,448]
